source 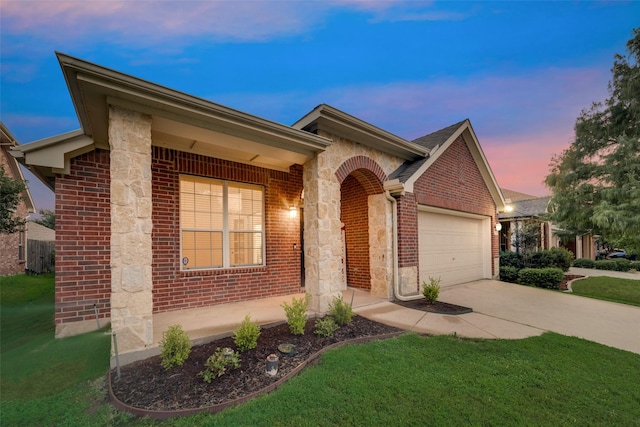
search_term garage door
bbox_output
[418,208,490,288]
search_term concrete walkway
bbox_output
[569,266,640,280]
[356,279,640,355]
[118,275,640,366]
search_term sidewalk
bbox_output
[569,266,640,280]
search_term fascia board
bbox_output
[15,132,94,170]
[57,52,330,154]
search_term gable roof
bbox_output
[12,53,332,178]
[387,119,506,211]
[1,122,36,212]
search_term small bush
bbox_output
[500,251,524,269]
[281,293,310,335]
[200,347,241,383]
[518,268,565,289]
[422,276,441,304]
[328,294,354,326]
[631,261,640,271]
[500,266,519,283]
[529,247,573,271]
[314,317,339,337]
[595,260,618,271]
[233,315,261,352]
[613,259,632,272]
[573,258,595,269]
[160,324,192,370]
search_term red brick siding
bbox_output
[397,136,499,271]
[340,175,371,290]
[55,150,111,326]
[152,147,303,313]
[0,150,29,276]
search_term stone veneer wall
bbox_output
[151,147,303,313]
[109,106,154,352]
[303,132,404,311]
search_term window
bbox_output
[180,175,264,270]
[18,229,24,261]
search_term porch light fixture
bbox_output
[495,223,502,232]
[289,206,298,218]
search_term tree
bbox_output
[545,28,640,254]
[34,209,55,230]
[0,166,27,234]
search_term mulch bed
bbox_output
[109,316,402,417]
[393,299,473,314]
[560,274,584,291]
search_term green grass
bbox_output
[2,274,640,426]
[571,276,640,306]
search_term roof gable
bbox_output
[387,120,505,210]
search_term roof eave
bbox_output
[293,104,429,161]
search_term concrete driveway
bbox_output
[356,279,640,355]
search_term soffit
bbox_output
[58,53,331,171]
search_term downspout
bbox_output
[384,181,422,301]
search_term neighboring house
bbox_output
[1,123,35,276]
[498,188,595,260]
[11,53,506,355]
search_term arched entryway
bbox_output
[336,156,390,296]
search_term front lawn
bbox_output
[570,276,640,306]
[2,274,640,426]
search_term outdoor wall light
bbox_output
[289,206,298,218]
[495,223,502,232]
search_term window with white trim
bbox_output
[180,175,264,270]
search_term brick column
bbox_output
[109,105,153,353]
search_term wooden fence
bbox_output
[26,240,55,274]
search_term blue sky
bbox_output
[1,1,638,212]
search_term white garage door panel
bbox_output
[418,210,489,287]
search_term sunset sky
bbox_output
[1,1,638,212]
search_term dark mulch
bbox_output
[393,299,473,314]
[109,316,401,412]
[560,274,585,291]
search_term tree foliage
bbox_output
[545,28,640,253]
[0,166,27,234]
[34,209,55,230]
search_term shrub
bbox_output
[160,324,192,370]
[573,258,595,269]
[328,294,354,326]
[500,251,524,269]
[422,276,441,304]
[500,266,519,283]
[614,259,632,272]
[233,315,261,352]
[281,293,310,335]
[595,260,618,271]
[631,261,640,271]
[518,268,565,289]
[200,347,241,383]
[529,247,573,271]
[314,317,339,337]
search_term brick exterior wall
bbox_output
[55,150,111,326]
[397,136,499,271]
[151,147,303,313]
[340,174,371,290]
[0,150,29,276]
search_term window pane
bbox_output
[230,231,263,266]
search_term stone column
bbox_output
[368,193,393,298]
[303,152,344,312]
[109,105,153,353]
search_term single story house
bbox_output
[1,122,36,276]
[12,53,505,354]
[498,189,595,259]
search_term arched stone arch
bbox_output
[335,156,387,195]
